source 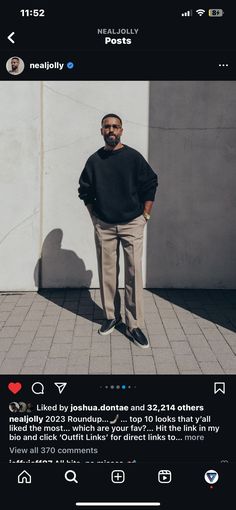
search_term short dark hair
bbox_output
[11,57,19,61]
[101,113,122,125]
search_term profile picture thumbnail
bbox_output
[6,56,25,76]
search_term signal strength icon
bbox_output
[181,10,193,17]
[196,9,205,16]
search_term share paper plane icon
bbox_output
[204,470,219,484]
[54,382,67,394]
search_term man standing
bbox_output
[78,114,158,348]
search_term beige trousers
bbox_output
[93,214,146,329]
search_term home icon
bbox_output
[18,470,31,484]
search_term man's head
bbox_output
[11,57,20,72]
[101,113,123,147]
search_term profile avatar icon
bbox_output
[6,56,25,76]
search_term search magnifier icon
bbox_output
[65,470,78,483]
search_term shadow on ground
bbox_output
[33,229,236,335]
[34,228,104,324]
[36,288,104,325]
[150,288,236,334]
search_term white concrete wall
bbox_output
[0,82,41,291]
[2,81,235,290]
[0,81,149,290]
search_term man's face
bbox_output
[11,59,19,71]
[101,117,123,146]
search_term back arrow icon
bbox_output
[8,32,15,44]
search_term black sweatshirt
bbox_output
[78,144,158,223]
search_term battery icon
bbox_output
[208,9,224,17]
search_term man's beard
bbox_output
[104,134,120,147]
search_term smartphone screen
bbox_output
[0,3,235,509]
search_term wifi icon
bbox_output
[196,9,205,16]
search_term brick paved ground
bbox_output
[0,289,235,375]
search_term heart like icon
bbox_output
[8,382,22,394]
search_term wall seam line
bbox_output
[38,81,44,289]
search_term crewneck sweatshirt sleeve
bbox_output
[78,160,95,205]
[137,155,158,202]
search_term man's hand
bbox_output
[143,200,153,215]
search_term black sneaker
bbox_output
[98,317,122,336]
[126,327,150,348]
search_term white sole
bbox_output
[98,325,116,336]
[98,319,122,336]
[126,329,149,349]
[133,339,150,349]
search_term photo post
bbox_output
[0,3,235,509]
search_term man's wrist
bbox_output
[143,211,151,220]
